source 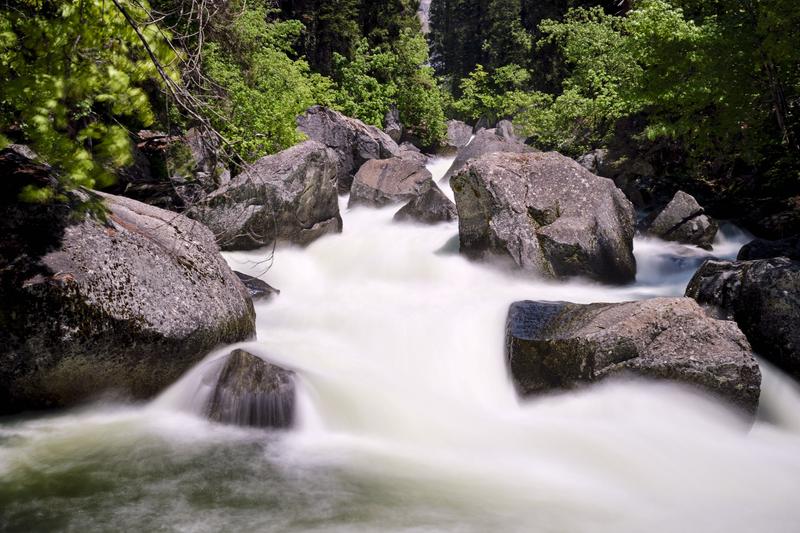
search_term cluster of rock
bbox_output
[5,106,800,427]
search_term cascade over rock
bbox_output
[686,257,800,380]
[297,105,400,193]
[441,127,532,183]
[506,298,761,415]
[349,157,434,208]
[451,151,637,284]
[207,349,295,428]
[187,140,342,251]
[0,149,255,414]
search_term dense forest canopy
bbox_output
[1,0,798,230]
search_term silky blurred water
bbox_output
[1,157,798,533]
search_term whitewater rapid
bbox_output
[1,156,799,532]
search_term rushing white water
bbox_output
[1,156,799,532]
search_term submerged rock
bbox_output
[505,298,761,414]
[451,151,637,284]
[394,185,457,224]
[441,127,532,183]
[0,150,255,414]
[646,191,718,249]
[738,235,800,261]
[686,258,800,380]
[234,271,280,301]
[187,140,341,251]
[298,105,400,193]
[349,157,433,208]
[207,349,295,428]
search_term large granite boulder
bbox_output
[187,140,341,251]
[451,151,637,284]
[0,150,255,414]
[349,157,433,208]
[686,258,800,380]
[506,298,761,414]
[393,185,457,224]
[645,191,718,249]
[442,120,474,153]
[738,235,800,261]
[575,149,608,176]
[441,127,532,183]
[207,349,295,428]
[298,105,400,193]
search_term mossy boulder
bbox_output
[0,149,255,414]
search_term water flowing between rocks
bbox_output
[1,157,800,532]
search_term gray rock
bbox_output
[298,105,400,193]
[398,148,428,166]
[384,105,403,143]
[506,298,761,414]
[686,258,800,380]
[187,140,342,251]
[207,349,295,428]
[0,151,255,414]
[451,151,637,284]
[234,271,280,301]
[496,120,526,143]
[442,120,474,153]
[349,157,433,208]
[441,127,532,183]
[647,191,718,249]
[576,148,608,175]
[738,235,800,261]
[394,185,457,224]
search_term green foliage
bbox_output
[516,7,637,154]
[0,0,177,197]
[453,64,540,124]
[203,3,333,160]
[331,29,446,147]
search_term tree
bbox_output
[0,0,178,199]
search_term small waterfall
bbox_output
[153,346,296,429]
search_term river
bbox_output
[1,157,800,532]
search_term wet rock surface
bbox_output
[451,151,637,284]
[506,298,761,414]
[686,257,800,380]
[207,349,295,428]
[738,235,800,261]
